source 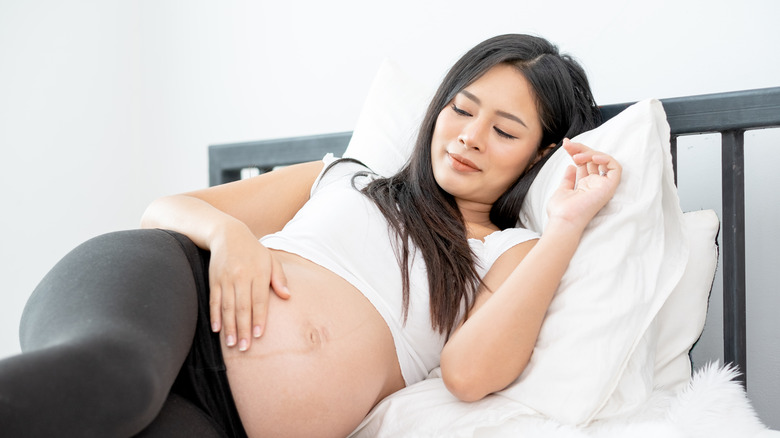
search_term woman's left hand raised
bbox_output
[546,138,622,231]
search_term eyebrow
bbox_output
[460,89,528,128]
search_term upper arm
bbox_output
[185,160,324,238]
[465,238,539,321]
[442,237,539,400]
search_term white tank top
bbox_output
[261,156,539,385]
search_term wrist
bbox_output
[208,218,254,251]
[543,216,587,242]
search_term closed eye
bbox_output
[451,104,471,117]
[494,127,517,140]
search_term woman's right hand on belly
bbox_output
[208,223,291,351]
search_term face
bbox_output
[431,63,546,209]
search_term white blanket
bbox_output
[350,363,774,438]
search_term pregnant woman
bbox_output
[0,33,620,437]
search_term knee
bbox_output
[61,229,198,266]
[0,338,172,437]
[21,229,196,326]
[78,229,205,295]
[20,228,200,356]
[75,229,199,265]
[73,337,173,435]
[24,229,194,301]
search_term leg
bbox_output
[0,229,199,437]
[133,393,226,438]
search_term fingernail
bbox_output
[253,325,263,338]
[212,322,220,332]
[226,335,236,347]
[239,339,248,351]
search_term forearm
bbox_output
[140,161,323,250]
[140,195,254,250]
[441,218,585,401]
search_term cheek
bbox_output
[496,145,536,176]
[432,110,462,141]
[488,148,538,196]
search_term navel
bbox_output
[306,325,328,347]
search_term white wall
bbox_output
[1,0,778,429]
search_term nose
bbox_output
[458,120,487,151]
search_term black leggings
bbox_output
[0,229,247,437]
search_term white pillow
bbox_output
[653,209,719,391]
[597,209,718,417]
[499,98,688,425]
[342,59,431,176]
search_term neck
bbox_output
[456,199,498,240]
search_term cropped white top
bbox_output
[260,157,539,385]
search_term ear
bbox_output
[528,143,557,169]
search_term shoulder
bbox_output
[311,156,375,195]
[470,227,540,274]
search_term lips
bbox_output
[447,153,481,172]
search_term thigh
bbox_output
[5,229,206,436]
[20,229,199,360]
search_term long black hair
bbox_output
[361,34,601,334]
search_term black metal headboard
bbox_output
[208,86,780,385]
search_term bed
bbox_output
[208,63,780,437]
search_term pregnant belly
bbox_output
[221,250,404,438]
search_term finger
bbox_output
[591,154,623,179]
[209,283,222,333]
[562,137,575,153]
[566,140,615,167]
[606,162,622,181]
[221,284,237,348]
[251,279,269,339]
[562,138,594,158]
[590,153,615,167]
[566,145,600,173]
[559,164,577,191]
[586,160,599,176]
[562,138,581,155]
[566,139,591,181]
[270,255,291,300]
[575,159,589,181]
[234,283,253,351]
[596,154,622,170]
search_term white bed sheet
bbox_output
[349,363,772,438]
